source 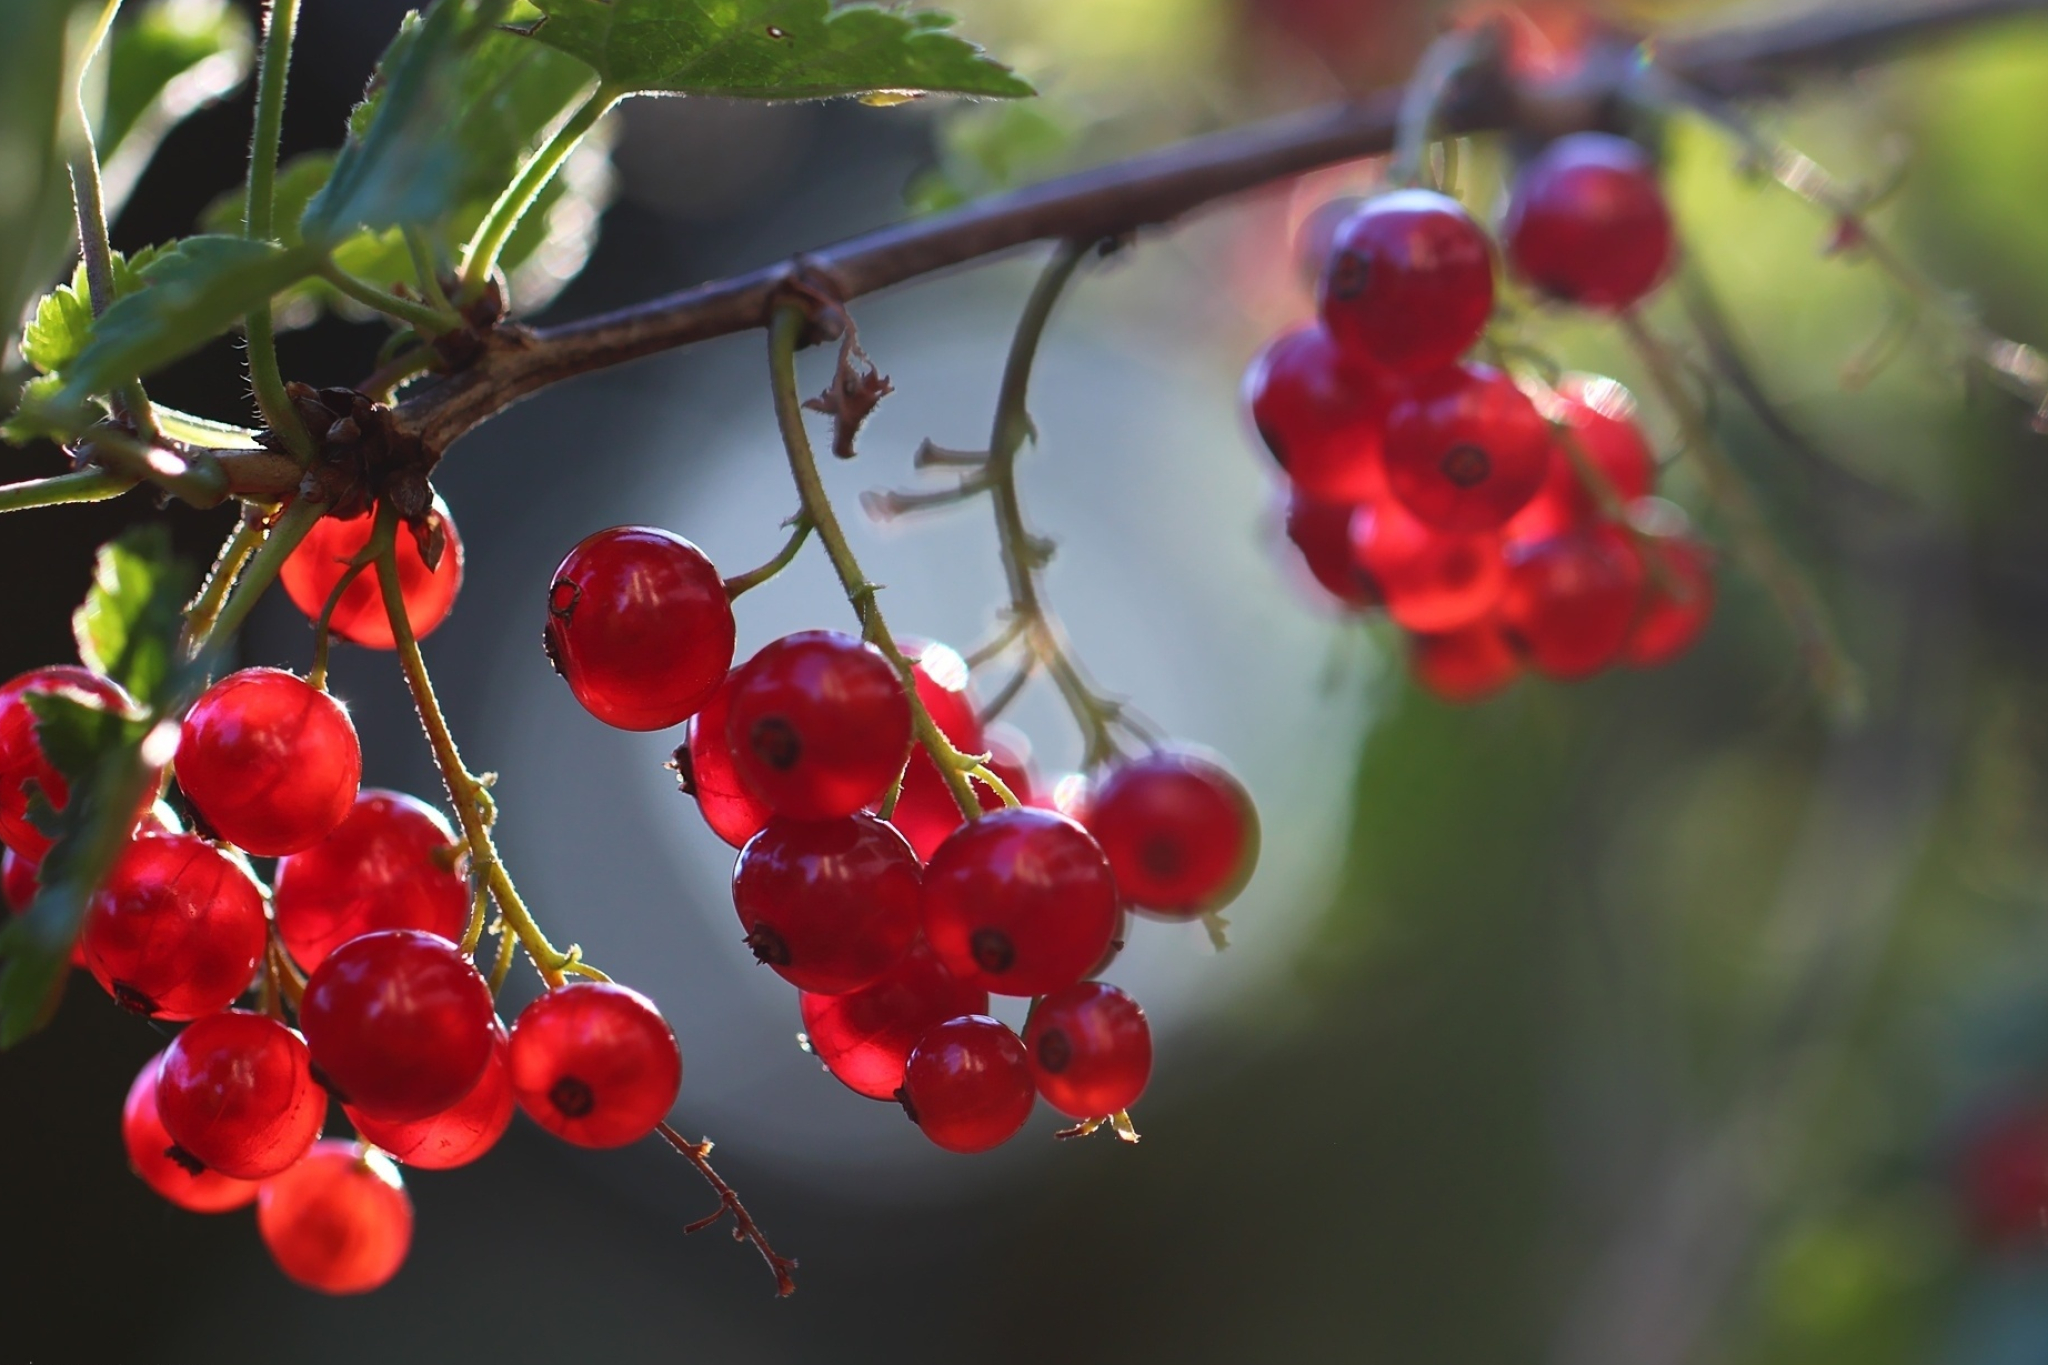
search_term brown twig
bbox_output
[656,1122,798,1297]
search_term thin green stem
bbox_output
[723,512,813,599]
[0,469,134,514]
[84,428,227,506]
[768,304,983,820]
[487,916,517,993]
[200,494,325,656]
[968,764,1021,809]
[244,0,313,461]
[359,346,440,404]
[1389,27,1488,190]
[306,556,374,690]
[461,82,613,298]
[317,260,460,335]
[182,509,267,653]
[405,226,456,316]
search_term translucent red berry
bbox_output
[156,1010,324,1180]
[681,670,773,849]
[1023,982,1153,1119]
[121,1051,260,1213]
[544,526,736,731]
[2,845,37,914]
[1282,491,1381,612]
[0,666,135,858]
[1499,524,1647,679]
[177,668,362,857]
[1083,751,1259,916]
[922,807,1119,997]
[732,814,922,994]
[300,929,497,1122]
[1384,364,1551,534]
[508,982,682,1149]
[1319,190,1496,375]
[726,631,912,821]
[799,939,989,1101]
[1351,497,1506,634]
[889,642,991,862]
[258,1141,412,1294]
[1504,132,1676,312]
[901,1014,1036,1153]
[273,790,469,972]
[1413,623,1523,704]
[1625,536,1716,668]
[79,832,267,1019]
[1243,325,1394,503]
[1507,375,1657,542]
[280,497,464,649]
[348,1021,513,1170]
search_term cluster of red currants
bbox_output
[545,525,1260,1152]
[1249,132,1718,702]
[0,507,679,1295]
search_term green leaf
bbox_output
[98,0,253,215]
[72,524,194,706]
[0,2,98,353]
[516,0,1033,100]
[19,244,165,376]
[1,375,85,447]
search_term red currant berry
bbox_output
[508,982,681,1148]
[1384,364,1551,534]
[258,1140,412,1294]
[1412,622,1523,704]
[1499,524,1647,680]
[799,939,989,1101]
[1504,132,1676,312]
[726,631,912,821]
[177,668,361,857]
[156,1010,324,1180]
[1625,535,1715,668]
[1351,498,1507,634]
[280,497,464,650]
[0,666,135,858]
[1023,982,1153,1119]
[273,790,469,973]
[1084,751,1259,916]
[1282,490,1381,612]
[1959,1106,2048,1249]
[121,1051,260,1213]
[1243,325,1394,503]
[347,1020,513,1170]
[889,642,995,862]
[900,1015,1035,1154]
[79,832,267,1019]
[2,844,36,914]
[922,807,1118,997]
[543,526,736,731]
[300,929,497,1122]
[1507,375,1657,542]
[1319,190,1496,375]
[681,670,773,849]
[733,814,922,994]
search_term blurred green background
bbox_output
[9,2,2048,1362]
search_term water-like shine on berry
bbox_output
[258,1141,413,1294]
[156,1010,324,1180]
[799,939,989,1101]
[1319,190,1496,375]
[508,982,682,1149]
[887,642,991,863]
[1023,982,1153,1120]
[300,930,497,1122]
[545,526,736,731]
[0,666,135,858]
[347,1021,513,1170]
[725,631,912,821]
[273,790,469,973]
[1083,752,1258,917]
[732,814,922,994]
[922,807,1119,997]
[1244,325,1394,503]
[1504,132,1676,312]
[122,1052,260,1213]
[1383,364,1551,534]
[177,668,361,856]
[280,497,464,650]
[901,1014,1036,1154]
[80,832,267,1019]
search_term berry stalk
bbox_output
[243,0,313,462]
[461,81,616,299]
[182,508,269,654]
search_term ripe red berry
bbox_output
[156,1010,324,1180]
[273,790,469,972]
[889,642,993,862]
[2,844,37,914]
[1412,623,1523,704]
[1504,132,1676,312]
[900,1015,1036,1154]
[258,1140,412,1294]
[300,929,497,1122]
[1351,497,1507,634]
[1499,524,1647,679]
[1083,751,1259,916]
[799,939,989,1101]
[726,631,912,821]
[508,982,682,1148]
[121,1051,260,1213]
[1625,535,1715,668]
[1243,325,1394,503]
[280,497,464,650]
[1319,190,1496,375]
[1023,982,1153,1119]
[79,832,267,1019]
[732,814,922,994]
[1507,375,1657,543]
[922,807,1118,997]
[1282,491,1381,612]
[681,670,774,849]
[347,1021,513,1170]
[544,526,736,731]
[177,668,362,857]
[1384,364,1551,534]
[0,666,135,858]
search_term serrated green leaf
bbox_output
[517,0,1033,100]
[73,524,193,705]
[98,0,253,215]
[1,374,94,447]
[20,244,165,376]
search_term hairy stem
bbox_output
[723,512,814,599]
[245,0,313,461]
[200,494,325,655]
[317,260,459,335]
[656,1123,798,1298]
[0,469,134,514]
[461,82,614,298]
[182,509,268,653]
